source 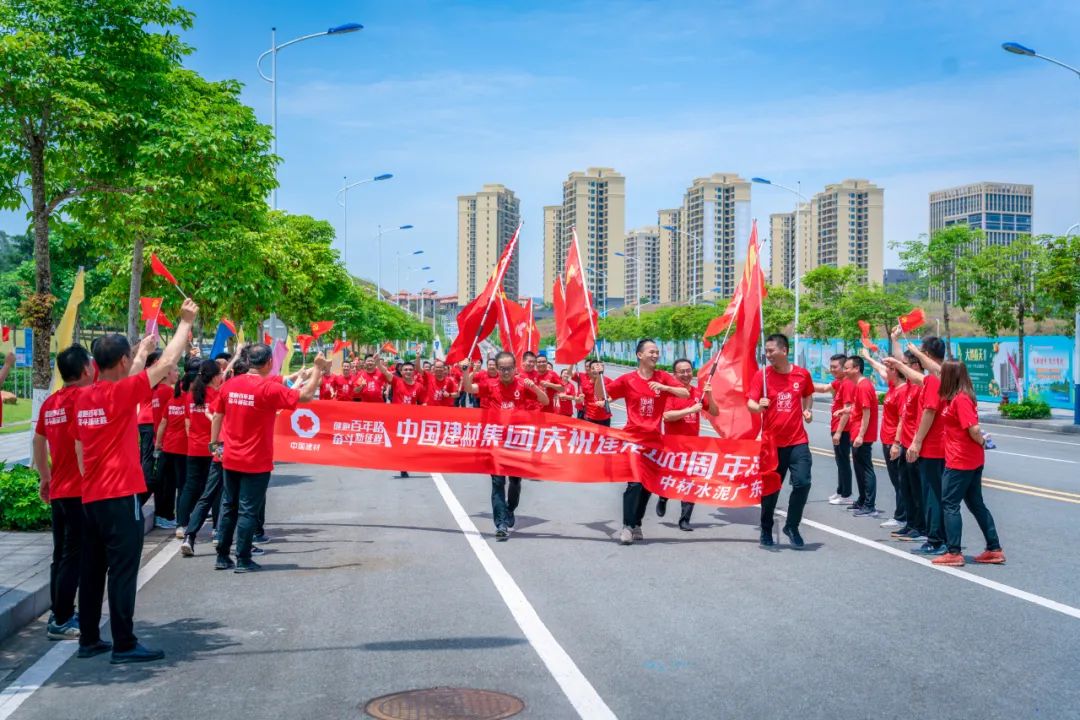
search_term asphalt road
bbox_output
[1,366,1078,720]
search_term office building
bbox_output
[457,184,521,303]
[929,182,1033,245]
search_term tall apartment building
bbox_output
[808,179,884,284]
[657,208,682,304]
[624,226,661,305]
[553,167,626,310]
[456,184,521,303]
[929,182,1033,245]
[541,205,563,305]
[768,204,811,290]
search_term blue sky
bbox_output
[6,0,1079,298]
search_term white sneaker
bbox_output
[880,518,902,529]
[174,526,186,540]
[828,496,850,505]
[179,538,194,557]
[618,526,633,545]
[828,493,841,502]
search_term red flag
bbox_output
[445,225,522,364]
[496,293,532,359]
[858,320,879,353]
[221,318,236,334]
[522,299,539,354]
[263,333,273,346]
[310,320,335,339]
[381,341,397,355]
[156,311,174,329]
[331,339,347,355]
[554,228,598,364]
[297,334,314,354]
[139,297,163,321]
[149,253,178,285]
[553,278,566,348]
[898,308,926,333]
[1,326,10,343]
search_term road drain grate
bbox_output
[362,687,525,719]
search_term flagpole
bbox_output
[464,222,522,362]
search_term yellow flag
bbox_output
[237,324,246,346]
[50,269,86,392]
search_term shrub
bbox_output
[999,399,1052,420]
[0,465,51,531]
[877,392,887,405]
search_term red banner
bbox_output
[273,401,780,507]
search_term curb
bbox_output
[981,417,1080,435]
[0,501,157,645]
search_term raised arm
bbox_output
[524,379,549,407]
[296,354,328,403]
[859,348,888,382]
[147,298,198,387]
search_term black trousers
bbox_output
[833,431,852,497]
[622,483,652,528]
[760,443,813,534]
[177,455,212,528]
[50,497,85,625]
[216,470,270,563]
[658,497,695,523]
[881,442,905,522]
[79,494,144,653]
[138,424,156,506]
[490,475,522,528]
[942,466,1001,554]
[919,457,946,546]
[155,452,186,521]
[852,442,877,509]
[185,461,223,541]
[898,449,925,534]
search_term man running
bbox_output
[426,360,460,407]
[656,358,718,531]
[461,352,548,540]
[354,354,389,403]
[581,360,612,426]
[534,354,563,414]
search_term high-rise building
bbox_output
[657,208,682,304]
[456,184,521,302]
[557,167,626,310]
[541,205,563,305]
[928,182,1033,245]
[624,226,660,306]
[809,179,884,284]
[768,204,811,290]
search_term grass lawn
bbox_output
[1,398,31,435]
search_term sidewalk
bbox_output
[0,431,30,466]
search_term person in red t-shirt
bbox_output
[748,333,815,548]
[883,349,928,541]
[555,368,579,417]
[657,358,718,531]
[385,361,427,478]
[814,355,855,505]
[352,354,389,403]
[73,297,198,664]
[861,349,909,531]
[426,360,460,407]
[210,343,327,573]
[32,344,94,641]
[153,368,190,530]
[581,360,613,425]
[931,360,1004,567]
[534,355,563,413]
[135,350,162,489]
[599,339,689,546]
[177,360,225,557]
[461,351,548,539]
[473,359,500,409]
[845,355,881,517]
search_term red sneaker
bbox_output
[973,549,1006,564]
[932,552,965,567]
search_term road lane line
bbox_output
[774,509,1080,622]
[431,472,618,720]
[980,431,1080,447]
[0,538,177,719]
[987,450,1077,464]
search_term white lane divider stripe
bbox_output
[431,472,618,720]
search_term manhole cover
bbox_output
[363,687,525,720]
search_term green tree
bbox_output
[799,265,860,343]
[838,283,912,354]
[1039,233,1080,332]
[897,225,978,349]
[762,285,796,337]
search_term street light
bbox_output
[396,250,424,305]
[614,251,641,318]
[257,23,363,209]
[586,266,608,318]
[336,173,392,267]
[752,177,808,362]
[687,286,724,304]
[376,224,413,299]
[1002,40,1080,423]
[661,224,705,305]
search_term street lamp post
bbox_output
[257,22,362,209]
[1002,41,1080,424]
[660,225,704,305]
[336,173,392,267]
[396,251,425,305]
[687,286,724,304]
[752,177,807,363]
[376,224,414,299]
[586,266,608,318]
[614,251,641,318]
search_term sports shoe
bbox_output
[932,552,965,567]
[154,517,177,530]
[656,498,668,517]
[252,533,270,544]
[783,526,805,548]
[880,519,902,529]
[631,526,644,542]
[759,530,775,547]
[827,493,841,502]
[174,526,186,540]
[890,526,914,538]
[214,555,235,571]
[828,496,850,505]
[847,502,865,512]
[973,549,1006,565]
[179,538,194,557]
[111,643,165,664]
[618,526,634,545]
[250,545,265,556]
[234,560,262,573]
[902,532,927,543]
[678,519,693,532]
[47,615,81,641]
[853,507,880,518]
[912,542,946,556]
[77,640,112,659]
[495,526,509,541]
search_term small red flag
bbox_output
[381,341,397,355]
[297,334,314,354]
[898,308,926,333]
[156,311,174,329]
[139,297,163,321]
[149,253,178,285]
[331,339,347,355]
[1,326,10,343]
[263,333,273,346]
[310,320,335,339]
[858,320,879,353]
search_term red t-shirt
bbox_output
[218,373,300,473]
[831,378,854,433]
[557,378,578,417]
[390,377,426,405]
[880,382,903,445]
[535,370,563,413]
[186,386,217,458]
[74,371,152,503]
[35,385,83,499]
[942,393,984,470]
[847,377,879,444]
[581,373,612,421]
[136,381,171,427]
[917,373,946,459]
[354,370,387,402]
[663,386,703,437]
[606,369,681,436]
[426,376,458,406]
[319,376,337,400]
[477,376,532,410]
[335,374,356,402]
[748,365,814,447]
[899,381,922,448]
[161,391,189,454]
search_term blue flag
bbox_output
[208,321,236,359]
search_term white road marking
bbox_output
[981,431,1080,447]
[988,450,1077,464]
[0,539,177,719]
[431,472,618,720]
[775,510,1080,622]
